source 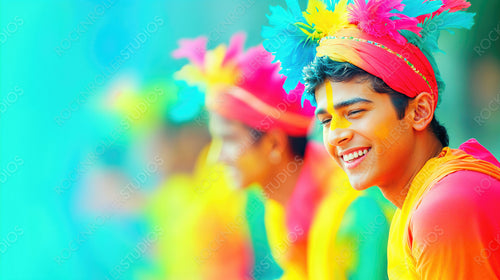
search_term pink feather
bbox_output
[348,0,422,45]
[172,37,208,68]
[437,0,471,13]
[222,32,246,66]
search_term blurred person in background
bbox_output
[140,83,261,279]
[263,0,500,279]
[73,80,176,279]
[77,79,251,279]
[82,51,273,280]
[174,32,394,279]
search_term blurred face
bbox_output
[314,79,415,191]
[209,113,271,189]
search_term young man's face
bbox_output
[314,78,415,191]
[208,112,270,189]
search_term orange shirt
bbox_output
[388,143,500,279]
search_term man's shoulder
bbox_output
[408,170,500,279]
[428,169,500,202]
[411,170,500,233]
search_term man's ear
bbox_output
[264,129,289,155]
[408,92,435,131]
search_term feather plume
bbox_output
[437,0,471,13]
[172,37,207,68]
[418,10,474,53]
[222,32,246,66]
[262,0,317,93]
[400,5,474,99]
[348,0,421,45]
[398,0,442,18]
[173,37,240,94]
[299,0,350,40]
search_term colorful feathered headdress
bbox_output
[172,32,315,136]
[262,0,475,107]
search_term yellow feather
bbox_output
[174,42,241,104]
[204,45,227,78]
[203,45,239,94]
[302,0,351,40]
[174,45,239,96]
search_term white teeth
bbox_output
[342,149,369,162]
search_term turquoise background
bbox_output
[1,0,499,279]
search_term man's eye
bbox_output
[319,118,331,127]
[347,109,365,117]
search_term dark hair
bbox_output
[303,57,449,147]
[287,135,308,158]
[248,127,308,158]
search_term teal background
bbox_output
[1,0,499,279]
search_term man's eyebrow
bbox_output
[314,108,327,116]
[314,97,373,117]
[333,97,373,110]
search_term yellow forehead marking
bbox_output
[325,80,351,131]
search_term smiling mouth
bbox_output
[340,148,371,169]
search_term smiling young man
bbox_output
[310,61,446,204]
[309,56,500,280]
[263,0,500,279]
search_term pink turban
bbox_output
[317,27,438,108]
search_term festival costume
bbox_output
[260,1,500,279]
[174,32,393,279]
[147,145,260,279]
[261,0,474,106]
[136,82,259,279]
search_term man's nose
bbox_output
[326,127,353,147]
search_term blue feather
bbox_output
[398,0,442,18]
[419,10,475,53]
[400,7,474,100]
[285,0,303,17]
[323,0,352,11]
[167,83,205,124]
[262,1,317,94]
